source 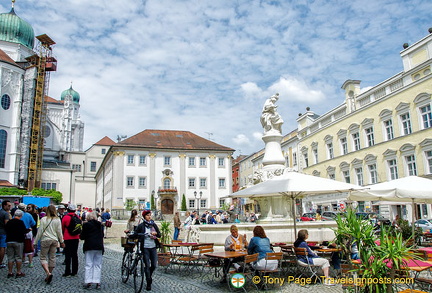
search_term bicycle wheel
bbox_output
[121,250,133,283]
[133,255,145,293]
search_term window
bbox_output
[127,155,134,165]
[1,94,10,110]
[368,164,378,184]
[189,178,196,187]
[313,149,318,164]
[355,167,363,186]
[327,143,334,159]
[405,155,417,176]
[340,137,348,155]
[200,199,207,208]
[41,182,57,190]
[365,127,374,147]
[400,113,412,135]
[426,150,432,174]
[139,177,146,188]
[293,153,297,166]
[342,170,350,183]
[101,148,106,154]
[164,156,171,166]
[420,104,432,129]
[218,157,225,167]
[0,129,7,168]
[72,164,81,172]
[164,178,171,189]
[352,133,360,151]
[200,178,207,188]
[384,119,394,140]
[388,159,398,180]
[199,157,206,167]
[189,199,195,208]
[189,157,195,167]
[219,178,226,188]
[126,176,134,187]
[219,199,225,208]
[303,153,309,168]
[90,161,97,172]
[139,155,146,165]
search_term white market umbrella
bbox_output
[229,171,363,235]
[348,176,432,236]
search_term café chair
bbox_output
[294,247,321,283]
[280,246,297,275]
[227,253,259,292]
[255,252,283,290]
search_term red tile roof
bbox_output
[0,180,15,187]
[117,130,234,152]
[94,136,116,146]
[44,95,63,104]
[0,49,18,66]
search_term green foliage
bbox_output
[0,187,27,195]
[158,221,172,252]
[124,199,137,211]
[181,194,187,211]
[151,193,155,210]
[395,218,423,243]
[220,202,230,211]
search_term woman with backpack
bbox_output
[61,204,81,277]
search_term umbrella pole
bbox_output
[292,196,297,238]
[412,199,415,240]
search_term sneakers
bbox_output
[15,272,25,278]
[324,278,335,286]
[23,260,29,264]
[7,273,14,278]
[0,264,6,269]
[28,263,34,268]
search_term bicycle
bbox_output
[153,210,164,221]
[121,233,145,293]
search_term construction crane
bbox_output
[26,34,57,191]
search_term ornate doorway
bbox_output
[161,198,174,214]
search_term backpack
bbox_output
[67,214,82,235]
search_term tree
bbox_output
[151,193,155,210]
[0,187,63,204]
[181,194,187,211]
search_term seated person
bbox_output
[294,229,334,286]
[221,225,248,282]
[247,226,277,270]
[351,242,359,260]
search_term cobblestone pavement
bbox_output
[0,221,345,292]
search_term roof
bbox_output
[0,48,18,66]
[94,136,116,146]
[0,180,15,187]
[116,129,235,152]
[44,95,63,104]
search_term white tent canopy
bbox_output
[229,171,363,235]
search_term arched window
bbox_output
[1,94,10,110]
[163,178,171,189]
[0,130,7,168]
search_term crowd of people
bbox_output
[0,200,111,289]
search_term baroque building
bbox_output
[95,130,234,215]
[297,29,432,220]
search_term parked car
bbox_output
[300,212,316,221]
[321,211,344,221]
[414,219,432,232]
[356,212,376,220]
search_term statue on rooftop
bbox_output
[260,93,283,134]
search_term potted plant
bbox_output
[180,194,187,216]
[157,221,172,266]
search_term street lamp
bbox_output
[194,191,203,217]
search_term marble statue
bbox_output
[260,93,283,134]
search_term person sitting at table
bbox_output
[247,226,277,270]
[294,229,334,286]
[220,225,248,283]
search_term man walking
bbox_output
[0,200,12,268]
[61,204,80,277]
[5,209,27,277]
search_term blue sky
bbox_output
[5,0,432,156]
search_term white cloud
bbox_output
[233,134,250,146]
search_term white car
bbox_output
[414,219,432,232]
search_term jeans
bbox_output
[143,247,157,281]
[173,227,180,240]
[64,239,79,275]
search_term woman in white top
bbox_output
[34,205,65,284]
[124,209,142,233]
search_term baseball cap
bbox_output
[18,203,26,209]
[67,204,77,211]
[58,205,65,209]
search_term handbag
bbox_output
[105,220,112,228]
[24,238,33,253]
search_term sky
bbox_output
[5,0,432,156]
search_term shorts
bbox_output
[7,242,23,263]
[0,234,6,248]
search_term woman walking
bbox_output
[124,209,142,233]
[34,205,64,284]
[135,210,161,291]
[173,212,181,240]
[80,211,104,290]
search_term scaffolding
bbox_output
[26,34,57,191]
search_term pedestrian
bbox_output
[101,208,111,238]
[26,204,39,258]
[173,211,181,240]
[10,200,19,217]
[61,204,80,277]
[124,209,142,233]
[0,200,12,268]
[80,211,104,290]
[134,210,161,291]
[5,209,27,278]
[34,205,64,284]
[17,203,36,268]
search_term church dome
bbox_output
[61,86,80,103]
[0,8,34,49]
